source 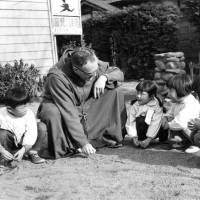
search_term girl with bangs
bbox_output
[126,80,168,148]
[162,74,200,152]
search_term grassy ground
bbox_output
[1,81,200,200]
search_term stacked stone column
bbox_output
[153,52,186,97]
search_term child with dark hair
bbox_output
[0,86,45,166]
[162,74,200,152]
[126,80,168,148]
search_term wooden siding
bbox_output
[0,0,55,75]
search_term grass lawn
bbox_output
[1,81,200,200]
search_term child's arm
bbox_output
[21,109,38,150]
[168,105,197,137]
[139,107,163,149]
[14,110,38,161]
[0,144,14,161]
[146,106,163,139]
[125,103,138,137]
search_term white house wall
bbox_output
[0,0,55,75]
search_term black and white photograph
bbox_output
[0,0,200,199]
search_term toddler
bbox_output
[162,74,200,152]
[0,86,45,166]
[126,80,168,148]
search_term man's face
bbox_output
[73,56,99,81]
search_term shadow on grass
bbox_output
[97,137,200,169]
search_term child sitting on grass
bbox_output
[126,80,168,149]
[162,74,200,152]
[186,75,200,153]
[0,86,45,166]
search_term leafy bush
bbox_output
[183,0,200,27]
[0,59,42,103]
[83,2,181,79]
[183,0,200,44]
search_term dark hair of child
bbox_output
[192,75,200,101]
[136,80,157,97]
[5,86,30,108]
[135,80,163,107]
[166,74,192,98]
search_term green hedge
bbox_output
[0,60,42,102]
[83,2,180,79]
[183,0,200,27]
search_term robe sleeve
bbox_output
[97,61,124,88]
[47,76,89,147]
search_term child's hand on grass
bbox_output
[132,137,139,147]
[14,147,25,161]
[140,138,152,149]
[0,146,14,161]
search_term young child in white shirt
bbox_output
[0,86,45,166]
[162,74,200,152]
[126,80,168,148]
[186,75,200,153]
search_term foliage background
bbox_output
[0,60,42,102]
[183,0,200,49]
[83,3,181,79]
[183,0,200,28]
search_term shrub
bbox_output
[183,0,200,27]
[0,59,42,103]
[183,0,200,44]
[83,2,181,80]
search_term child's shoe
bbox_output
[185,146,200,153]
[29,153,46,164]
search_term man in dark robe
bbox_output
[37,47,126,159]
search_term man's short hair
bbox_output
[66,47,96,68]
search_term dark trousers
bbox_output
[136,116,168,142]
[170,130,192,148]
[0,122,47,155]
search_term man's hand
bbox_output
[93,75,107,99]
[13,147,25,161]
[132,137,140,147]
[81,143,96,155]
[0,146,14,161]
[140,137,152,149]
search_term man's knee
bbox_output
[38,103,61,122]
[37,122,47,138]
